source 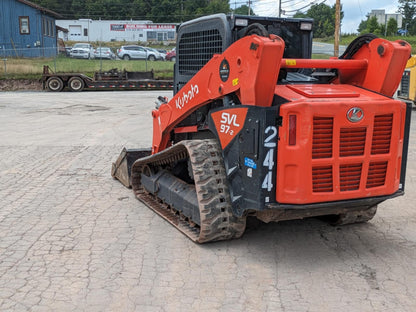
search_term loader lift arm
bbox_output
[151,34,285,153]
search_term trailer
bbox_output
[41,66,173,92]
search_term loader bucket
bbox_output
[111,147,151,188]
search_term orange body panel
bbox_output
[275,84,406,204]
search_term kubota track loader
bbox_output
[112,14,412,243]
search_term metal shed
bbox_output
[0,0,62,57]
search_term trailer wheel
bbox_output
[46,77,64,92]
[68,76,85,92]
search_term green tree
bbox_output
[29,0,231,22]
[233,5,255,16]
[149,0,182,23]
[70,0,85,18]
[293,3,343,38]
[357,17,368,33]
[386,17,398,36]
[366,15,379,33]
[131,0,153,20]
[203,0,230,15]
[182,0,209,19]
[30,0,74,18]
[30,0,63,13]
[152,0,230,22]
[399,0,416,35]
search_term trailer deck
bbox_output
[41,66,173,92]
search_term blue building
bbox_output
[0,0,62,57]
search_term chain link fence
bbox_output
[2,45,174,79]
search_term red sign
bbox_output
[110,24,175,31]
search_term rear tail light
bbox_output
[289,115,297,145]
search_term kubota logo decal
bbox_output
[219,59,230,82]
[347,107,364,122]
[175,84,199,110]
[211,108,248,149]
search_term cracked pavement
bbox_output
[0,91,416,311]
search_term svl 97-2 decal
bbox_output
[211,108,248,149]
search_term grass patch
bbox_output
[315,35,416,54]
[1,56,174,80]
[312,53,332,59]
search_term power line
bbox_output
[281,0,327,17]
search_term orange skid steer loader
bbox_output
[112,14,411,243]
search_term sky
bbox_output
[232,0,401,34]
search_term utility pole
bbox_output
[248,0,251,16]
[279,0,282,17]
[334,0,340,57]
[181,0,184,22]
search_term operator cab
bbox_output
[174,13,315,94]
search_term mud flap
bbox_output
[111,147,151,188]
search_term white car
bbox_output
[145,47,165,60]
[70,43,94,59]
[93,47,116,60]
[117,45,159,61]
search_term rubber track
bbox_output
[130,139,246,243]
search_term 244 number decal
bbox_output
[262,126,277,202]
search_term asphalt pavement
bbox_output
[312,41,346,55]
[0,91,416,311]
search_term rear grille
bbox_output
[366,161,388,188]
[340,127,366,157]
[371,114,393,154]
[312,117,333,159]
[312,114,393,193]
[312,166,333,192]
[178,29,223,76]
[340,163,362,191]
